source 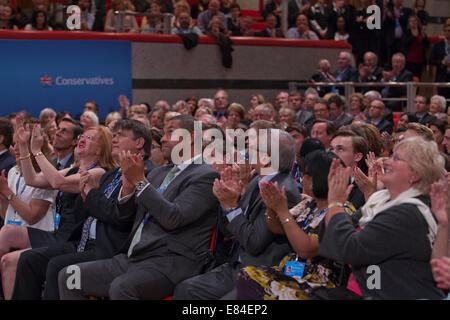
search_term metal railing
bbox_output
[288,81,450,112]
[113,11,173,34]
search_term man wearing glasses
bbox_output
[366,99,393,134]
[213,89,229,121]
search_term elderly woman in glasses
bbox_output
[321,136,446,299]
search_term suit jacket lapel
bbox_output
[161,163,197,198]
[240,177,258,212]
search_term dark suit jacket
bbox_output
[53,152,75,170]
[223,172,301,268]
[332,66,358,96]
[429,40,450,83]
[382,6,412,48]
[383,107,394,127]
[0,150,16,176]
[70,167,133,259]
[367,118,393,135]
[227,17,241,36]
[333,66,359,82]
[416,112,436,126]
[116,162,220,284]
[296,109,314,126]
[333,113,353,129]
[358,66,384,94]
[262,3,281,27]
[326,5,354,40]
[347,182,365,210]
[319,195,445,299]
[384,68,414,98]
[359,66,383,83]
[52,167,83,242]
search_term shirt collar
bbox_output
[259,171,279,185]
[176,153,203,173]
[0,149,8,156]
[57,151,73,169]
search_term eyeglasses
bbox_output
[390,153,408,162]
[77,134,94,141]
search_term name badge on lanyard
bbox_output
[284,260,306,279]
[10,174,27,226]
[6,220,22,226]
[54,213,61,230]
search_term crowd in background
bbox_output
[0,0,449,302]
[0,82,449,299]
[1,0,449,83]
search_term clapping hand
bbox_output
[382,70,394,82]
[260,181,288,217]
[354,166,377,201]
[365,151,377,170]
[0,169,10,197]
[430,179,449,225]
[232,161,256,195]
[118,95,130,115]
[327,159,352,205]
[79,169,102,200]
[30,124,44,155]
[358,63,369,79]
[213,166,242,210]
[119,150,145,195]
[354,153,383,200]
[430,257,450,290]
[381,132,394,154]
[14,116,30,147]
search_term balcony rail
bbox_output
[288,81,450,112]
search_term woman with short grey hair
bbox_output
[322,136,446,299]
[39,108,56,129]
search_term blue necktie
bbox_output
[77,216,94,253]
[77,169,122,253]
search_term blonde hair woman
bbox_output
[323,136,446,299]
[0,121,116,299]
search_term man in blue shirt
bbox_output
[171,11,203,36]
[197,0,227,33]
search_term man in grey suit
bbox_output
[289,91,314,127]
[174,129,301,300]
[58,115,220,300]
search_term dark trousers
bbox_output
[173,262,239,300]
[58,254,175,300]
[11,241,97,300]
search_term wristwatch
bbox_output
[6,193,14,201]
[135,179,150,193]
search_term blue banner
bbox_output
[0,40,132,120]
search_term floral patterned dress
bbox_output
[236,198,355,300]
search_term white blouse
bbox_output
[5,166,58,231]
